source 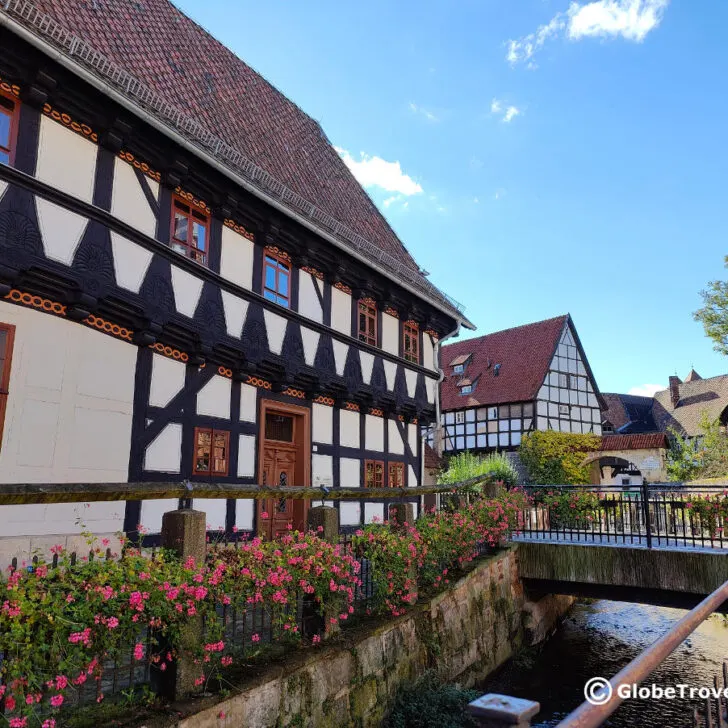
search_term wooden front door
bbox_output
[258,403,310,540]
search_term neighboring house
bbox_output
[584,433,669,485]
[0,0,472,553]
[602,370,728,438]
[436,315,603,455]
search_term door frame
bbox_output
[257,398,311,536]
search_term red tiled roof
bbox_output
[599,433,668,451]
[449,353,472,367]
[29,0,423,275]
[440,316,569,410]
[424,443,443,470]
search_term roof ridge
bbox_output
[441,314,568,349]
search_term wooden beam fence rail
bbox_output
[0,476,488,506]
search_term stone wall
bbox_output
[166,546,571,728]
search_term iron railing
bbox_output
[518,484,728,550]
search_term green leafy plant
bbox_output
[667,413,728,482]
[519,431,601,484]
[685,492,728,538]
[536,488,600,529]
[438,451,519,492]
[387,673,479,728]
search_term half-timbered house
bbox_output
[436,315,602,455]
[0,0,472,551]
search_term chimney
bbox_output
[669,376,681,407]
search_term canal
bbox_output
[480,599,728,727]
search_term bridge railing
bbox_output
[517,484,728,550]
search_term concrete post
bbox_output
[307,505,339,544]
[388,502,415,528]
[160,509,206,698]
[467,694,540,728]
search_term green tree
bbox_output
[519,430,601,484]
[694,257,728,355]
[666,413,728,481]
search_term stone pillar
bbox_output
[388,502,415,528]
[307,505,339,544]
[467,694,540,727]
[160,509,206,698]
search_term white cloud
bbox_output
[409,102,439,122]
[335,147,423,196]
[491,99,522,123]
[627,383,664,397]
[503,106,521,123]
[507,0,669,67]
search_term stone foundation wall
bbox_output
[168,546,572,728]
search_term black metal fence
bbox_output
[518,484,728,550]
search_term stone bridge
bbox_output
[516,539,728,611]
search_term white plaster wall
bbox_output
[144,423,182,473]
[219,226,254,291]
[193,499,227,531]
[365,415,384,452]
[339,501,361,526]
[383,360,397,391]
[359,351,374,385]
[36,116,96,204]
[111,156,158,237]
[196,375,231,419]
[301,328,320,367]
[236,500,254,531]
[381,313,399,356]
[405,370,417,398]
[340,457,361,488]
[312,454,334,487]
[0,302,134,537]
[237,434,256,477]
[312,404,333,444]
[408,424,418,455]
[331,287,352,336]
[149,353,186,408]
[298,272,323,324]
[170,265,203,318]
[264,311,287,355]
[140,499,178,535]
[340,409,360,449]
[110,232,153,294]
[221,291,248,338]
[408,465,418,487]
[36,199,87,265]
[365,503,384,524]
[332,340,349,376]
[388,419,405,455]
[240,384,258,423]
[423,334,435,372]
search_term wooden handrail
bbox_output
[0,476,488,505]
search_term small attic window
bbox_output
[450,353,472,375]
[454,364,464,375]
[460,384,472,395]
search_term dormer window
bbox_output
[449,353,472,375]
[458,377,476,396]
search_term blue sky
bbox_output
[177,0,728,396]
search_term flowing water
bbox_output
[479,600,728,728]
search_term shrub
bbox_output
[685,491,728,538]
[519,431,601,484]
[387,673,479,728]
[537,488,600,529]
[438,451,519,491]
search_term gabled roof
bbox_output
[685,368,702,382]
[601,393,657,434]
[440,315,574,410]
[652,374,728,437]
[9,0,467,322]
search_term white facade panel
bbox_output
[219,225,254,290]
[381,313,399,356]
[339,410,360,448]
[301,328,320,367]
[312,403,333,444]
[194,499,227,530]
[221,291,248,338]
[340,457,361,488]
[331,287,351,335]
[365,503,385,524]
[240,384,257,423]
[145,423,182,473]
[237,435,256,477]
[196,375,231,419]
[110,232,153,294]
[263,311,287,355]
[37,116,96,204]
[388,419,404,455]
[332,340,349,376]
[149,353,186,408]
[36,198,87,265]
[312,454,334,488]
[170,265,203,318]
[298,272,323,323]
[340,502,361,526]
[111,156,157,237]
[365,414,384,452]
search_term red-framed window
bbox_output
[170,195,209,266]
[0,91,20,166]
[388,462,405,488]
[364,460,384,488]
[263,249,291,307]
[0,323,16,450]
[193,427,230,476]
[358,299,377,346]
[403,321,419,364]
